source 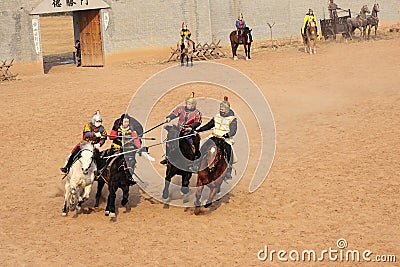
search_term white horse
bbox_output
[62,141,96,217]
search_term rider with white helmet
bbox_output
[60,110,107,174]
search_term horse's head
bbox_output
[307,21,317,37]
[79,142,94,175]
[164,124,180,152]
[361,5,370,15]
[201,138,225,173]
[373,3,380,13]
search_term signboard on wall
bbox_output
[30,0,110,15]
[32,18,41,54]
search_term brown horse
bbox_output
[178,37,194,66]
[229,27,253,60]
[194,137,229,215]
[303,21,317,54]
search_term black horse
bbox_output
[162,125,198,200]
[95,148,137,219]
[229,27,253,60]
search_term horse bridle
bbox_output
[78,148,95,169]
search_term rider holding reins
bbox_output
[108,114,151,185]
[60,110,107,174]
[196,96,237,180]
[180,22,196,51]
[302,8,320,39]
[160,92,202,165]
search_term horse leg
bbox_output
[162,173,173,199]
[374,24,378,39]
[107,184,117,218]
[62,180,70,216]
[121,185,129,206]
[204,186,217,208]
[105,193,111,216]
[368,26,371,40]
[94,177,105,208]
[180,51,184,66]
[232,43,238,60]
[248,44,251,60]
[194,185,204,215]
[181,173,191,195]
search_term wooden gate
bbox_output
[77,10,104,67]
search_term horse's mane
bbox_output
[80,141,93,152]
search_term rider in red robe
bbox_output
[160,92,202,165]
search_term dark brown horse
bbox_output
[367,3,380,40]
[194,137,229,215]
[229,27,253,60]
[162,125,197,201]
[347,5,370,40]
[95,149,136,220]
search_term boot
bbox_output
[125,170,137,186]
[160,157,168,165]
[60,154,73,174]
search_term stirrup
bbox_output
[160,158,168,165]
[129,178,137,186]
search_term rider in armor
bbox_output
[160,92,202,165]
[60,110,107,174]
[196,96,237,180]
[302,9,320,39]
[236,12,247,41]
[180,22,196,51]
[109,114,150,185]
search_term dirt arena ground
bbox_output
[0,17,399,266]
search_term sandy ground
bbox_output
[0,16,399,266]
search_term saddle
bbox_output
[237,29,244,44]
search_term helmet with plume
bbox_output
[185,91,197,108]
[220,96,230,113]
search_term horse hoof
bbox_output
[105,210,110,216]
[233,56,238,61]
[181,187,189,195]
[162,190,169,199]
[204,202,212,208]
[194,206,201,215]
[110,213,116,218]
[61,212,68,217]
[194,200,201,207]
[121,198,128,206]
